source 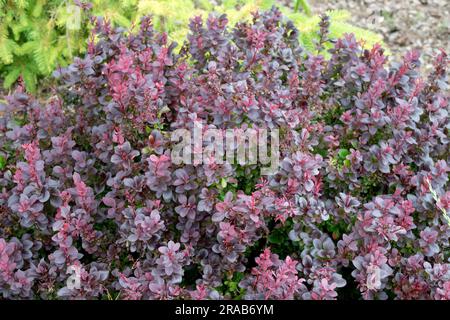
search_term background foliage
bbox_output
[0,0,383,92]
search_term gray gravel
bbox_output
[307,0,449,72]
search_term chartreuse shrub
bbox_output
[0,0,382,92]
[0,8,449,300]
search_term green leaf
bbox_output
[294,0,312,16]
[220,178,228,188]
[0,155,6,170]
[0,38,15,64]
[343,159,351,168]
[268,232,283,244]
[338,148,350,159]
[21,68,37,92]
[3,67,21,88]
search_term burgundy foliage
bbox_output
[0,8,449,299]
